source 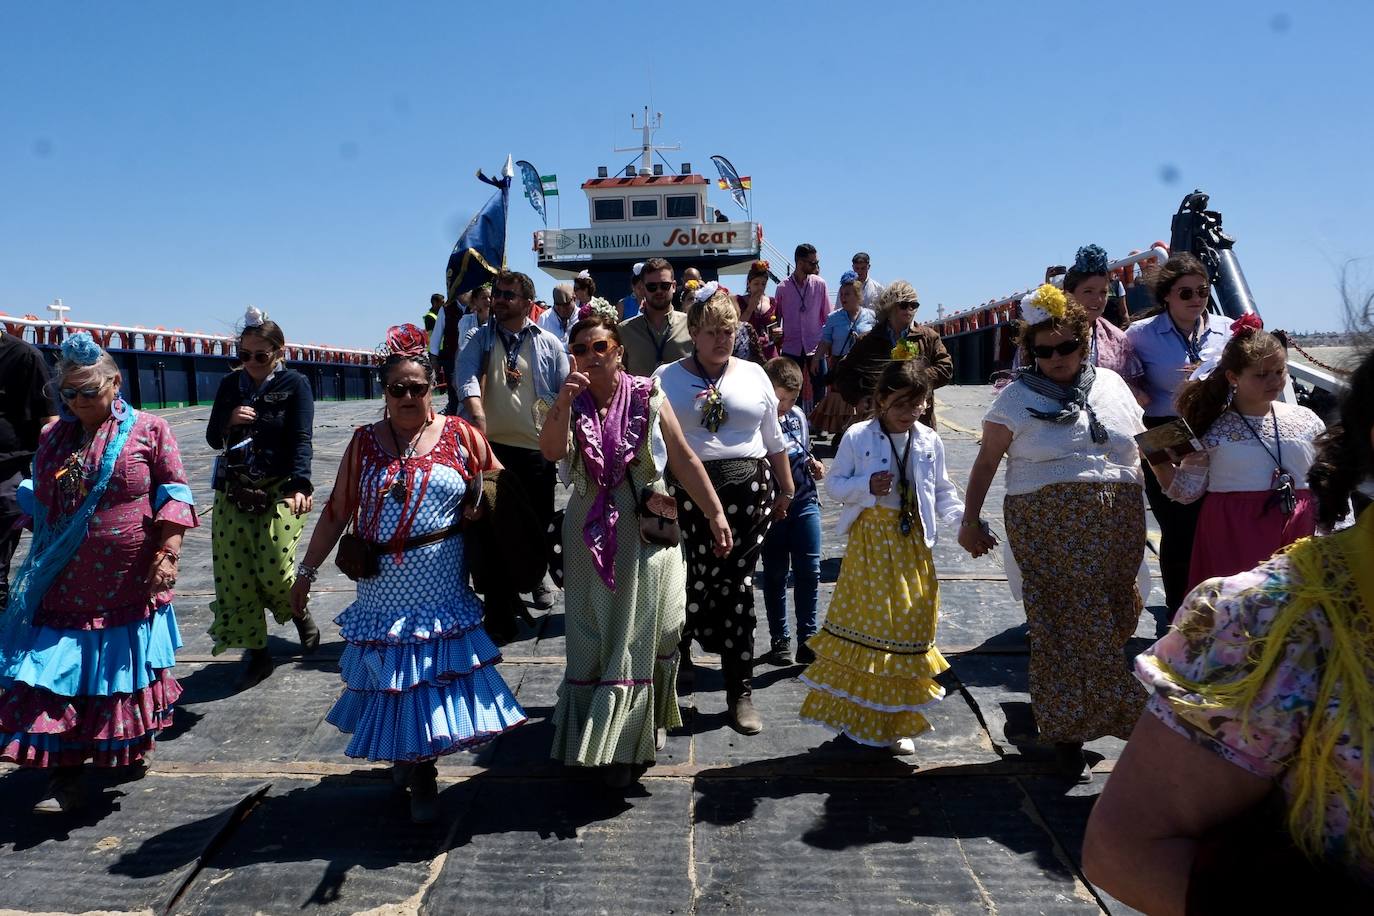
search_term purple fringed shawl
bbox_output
[572,374,654,590]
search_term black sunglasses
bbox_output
[1175,285,1210,301]
[385,382,430,399]
[1031,340,1083,359]
[237,348,275,365]
[644,281,673,293]
[59,379,111,401]
[895,301,920,311]
[491,288,522,302]
[570,339,616,357]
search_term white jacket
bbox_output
[826,418,964,547]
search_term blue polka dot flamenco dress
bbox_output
[326,421,526,774]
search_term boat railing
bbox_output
[0,314,377,365]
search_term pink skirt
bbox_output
[1186,489,1316,594]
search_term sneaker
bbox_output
[795,641,817,665]
[889,737,916,756]
[762,639,793,666]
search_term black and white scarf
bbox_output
[1017,364,1108,444]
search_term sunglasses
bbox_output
[59,379,111,401]
[644,281,673,293]
[1031,340,1083,359]
[570,339,617,357]
[491,288,522,302]
[237,348,276,365]
[1175,285,1210,301]
[895,301,919,311]
[385,382,430,399]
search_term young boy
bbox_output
[761,357,826,666]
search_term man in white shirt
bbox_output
[537,283,577,343]
[848,251,883,310]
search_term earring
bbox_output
[1224,385,1236,409]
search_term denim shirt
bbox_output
[456,319,569,405]
[779,406,818,507]
[1126,311,1231,417]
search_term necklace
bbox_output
[385,418,430,502]
[55,427,101,505]
[691,354,729,433]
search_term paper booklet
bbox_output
[1135,418,1203,465]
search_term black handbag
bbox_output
[637,486,680,547]
[225,471,272,516]
[334,528,380,581]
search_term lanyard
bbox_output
[782,411,813,461]
[498,326,529,388]
[792,277,810,314]
[837,312,861,357]
[1235,406,1297,515]
[647,316,674,364]
[883,428,917,536]
[1170,318,1204,364]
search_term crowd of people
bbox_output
[0,243,1370,902]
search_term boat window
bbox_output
[593,198,625,221]
[665,195,698,219]
[630,197,660,219]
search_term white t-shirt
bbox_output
[537,307,575,343]
[983,367,1145,496]
[653,358,786,460]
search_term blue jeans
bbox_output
[761,498,821,643]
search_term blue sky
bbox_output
[3,2,1371,348]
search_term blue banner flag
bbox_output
[515,159,547,225]
[446,161,513,300]
[710,154,748,211]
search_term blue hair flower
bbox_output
[839,270,859,286]
[1074,244,1110,275]
[60,331,104,367]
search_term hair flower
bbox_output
[1230,313,1264,336]
[577,297,618,322]
[891,339,922,362]
[1020,283,1069,325]
[384,324,428,357]
[693,280,724,304]
[243,305,266,328]
[839,270,859,286]
[1073,244,1110,275]
[60,331,104,366]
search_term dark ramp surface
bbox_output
[0,391,1154,914]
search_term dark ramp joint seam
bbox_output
[161,781,273,915]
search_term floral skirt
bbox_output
[1005,482,1147,743]
[799,506,949,746]
[809,390,860,436]
[0,605,183,767]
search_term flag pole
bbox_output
[501,154,513,269]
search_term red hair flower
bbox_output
[385,324,428,357]
[1230,313,1264,336]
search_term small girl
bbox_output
[798,358,973,755]
[1166,319,1325,593]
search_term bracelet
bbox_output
[154,547,180,562]
[779,491,795,499]
[296,563,319,583]
[960,517,984,529]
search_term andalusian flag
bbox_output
[716,177,752,190]
[541,174,559,197]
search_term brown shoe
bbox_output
[234,647,274,692]
[294,612,320,655]
[728,695,763,736]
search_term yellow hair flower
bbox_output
[891,339,921,361]
[1036,283,1067,319]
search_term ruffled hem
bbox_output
[0,604,182,697]
[804,630,950,680]
[550,679,671,768]
[335,599,486,646]
[326,667,526,762]
[0,671,180,741]
[1,730,163,768]
[799,663,945,713]
[337,624,502,692]
[799,690,935,745]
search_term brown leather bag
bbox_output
[637,487,680,547]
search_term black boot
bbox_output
[234,647,274,692]
[483,593,520,645]
[724,656,762,736]
[409,761,439,824]
[33,765,85,814]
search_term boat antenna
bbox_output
[615,107,679,176]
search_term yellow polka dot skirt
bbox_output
[799,506,949,746]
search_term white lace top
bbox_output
[983,367,1145,497]
[1165,401,1326,503]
